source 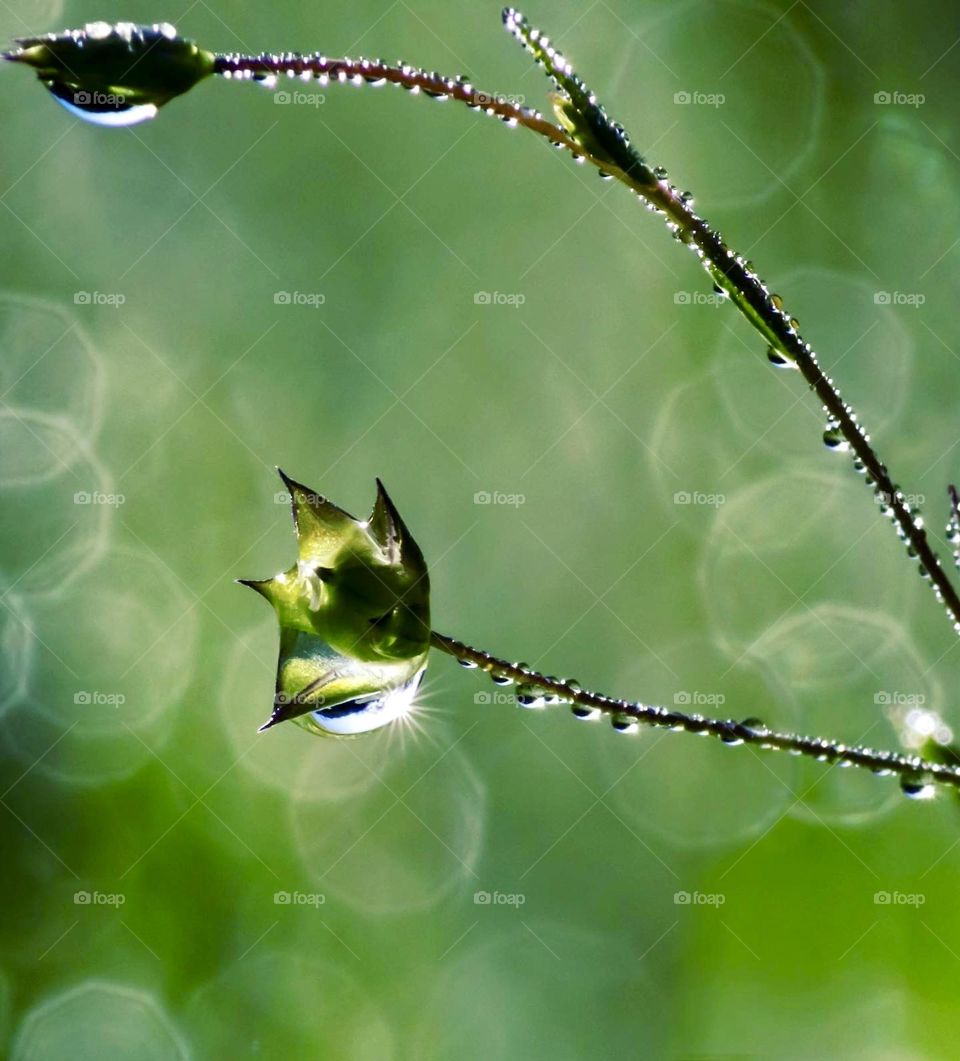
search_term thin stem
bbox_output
[430,630,960,794]
[214,10,960,638]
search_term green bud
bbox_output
[3,21,215,126]
[240,471,430,737]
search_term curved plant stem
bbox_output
[430,631,960,793]
[214,8,960,638]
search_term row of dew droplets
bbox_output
[216,48,548,133]
[453,637,950,799]
[504,6,960,636]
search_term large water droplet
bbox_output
[47,81,159,126]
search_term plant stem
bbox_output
[430,630,960,793]
[214,9,960,638]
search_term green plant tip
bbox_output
[3,21,215,126]
[239,471,430,737]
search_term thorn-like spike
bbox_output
[368,478,405,560]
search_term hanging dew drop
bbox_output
[46,81,160,125]
[900,773,936,799]
[457,657,479,669]
[767,346,790,367]
[823,424,849,451]
[571,704,602,721]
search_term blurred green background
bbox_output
[2,0,960,1057]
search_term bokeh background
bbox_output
[2,0,960,1056]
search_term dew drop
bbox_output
[822,423,850,451]
[516,683,546,709]
[770,293,784,311]
[457,658,479,669]
[571,704,602,721]
[46,81,159,126]
[653,166,668,180]
[900,773,936,799]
